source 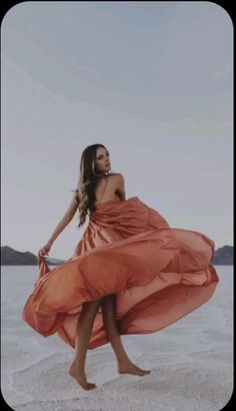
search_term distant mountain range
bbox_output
[1,246,66,265]
[211,245,233,265]
[1,245,234,266]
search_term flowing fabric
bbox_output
[22,196,219,349]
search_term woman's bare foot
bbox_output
[117,359,151,377]
[68,360,97,390]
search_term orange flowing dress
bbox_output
[22,186,219,350]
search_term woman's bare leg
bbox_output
[68,299,102,390]
[101,294,151,376]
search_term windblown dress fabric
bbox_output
[22,196,219,349]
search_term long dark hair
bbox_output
[72,144,113,228]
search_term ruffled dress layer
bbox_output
[22,196,219,349]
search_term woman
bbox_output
[23,143,219,391]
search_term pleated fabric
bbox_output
[22,196,219,349]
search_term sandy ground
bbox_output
[1,265,233,411]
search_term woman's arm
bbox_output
[47,190,79,245]
[47,216,71,246]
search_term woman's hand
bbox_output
[37,242,52,261]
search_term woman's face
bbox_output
[95,147,111,174]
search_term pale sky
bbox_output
[2,1,233,260]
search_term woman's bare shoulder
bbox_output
[111,172,124,179]
[109,173,125,188]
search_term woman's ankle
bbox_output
[117,354,130,364]
[72,357,85,371]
